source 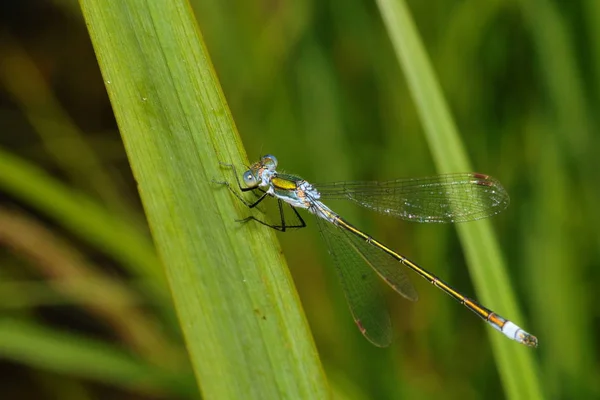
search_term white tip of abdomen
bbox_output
[501,321,538,348]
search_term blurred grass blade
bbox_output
[0,206,182,367]
[0,34,134,216]
[0,281,69,308]
[517,1,597,395]
[79,0,329,398]
[516,0,592,161]
[0,319,197,398]
[375,0,543,398]
[0,147,166,294]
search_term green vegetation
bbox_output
[0,0,597,398]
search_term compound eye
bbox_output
[261,154,278,170]
[243,170,258,188]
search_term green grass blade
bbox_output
[515,2,597,396]
[78,0,329,398]
[516,0,593,161]
[0,147,165,293]
[0,319,196,397]
[0,206,182,366]
[0,35,133,215]
[584,0,600,102]
[375,1,543,398]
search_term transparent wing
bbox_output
[315,216,392,347]
[316,173,509,223]
[341,224,418,302]
[315,215,418,347]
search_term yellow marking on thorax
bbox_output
[271,177,297,190]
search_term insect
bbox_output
[216,154,537,347]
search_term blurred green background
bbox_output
[1,0,599,399]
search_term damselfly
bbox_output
[216,154,537,347]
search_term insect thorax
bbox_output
[270,175,321,210]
